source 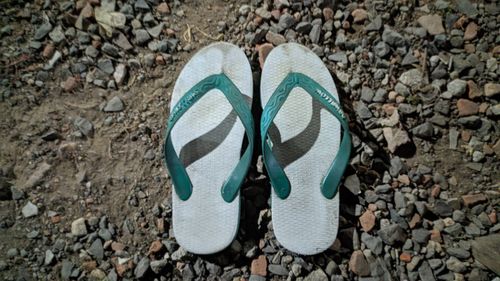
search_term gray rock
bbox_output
[309,24,321,44]
[304,269,328,281]
[171,247,189,261]
[150,259,168,274]
[382,27,406,47]
[378,224,406,246]
[446,256,466,273]
[97,58,114,75]
[394,191,406,209]
[134,29,151,45]
[85,46,99,58]
[456,0,478,17]
[373,89,387,103]
[361,87,374,102]
[239,5,251,16]
[268,264,288,276]
[447,247,470,259]
[22,201,38,218]
[278,13,295,31]
[373,41,390,57]
[104,96,124,112]
[74,117,93,137]
[98,228,112,241]
[49,25,65,43]
[418,261,436,281]
[399,69,424,88]
[101,43,120,57]
[7,248,18,258]
[45,250,55,265]
[147,23,164,38]
[344,174,361,195]
[402,52,419,66]
[44,51,61,70]
[328,52,347,64]
[134,257,150,278]
[447,79,467,97]
[88,239,104,260]
[249,275,266,281]
[471,234,500,275]
[390,156,405,177]
[411,122,434,138]
[71,217,87,237]
[430,200,453,217]
[295,22,312,34]
[113,64,127,85]
[365,16,382,32]
[61,260,73,280]
[34,22,53,40]
[324,261,338,276]
[356,102,372,119]
[134,0,150,11]
[361,233,383,255]
[412,228,430,244]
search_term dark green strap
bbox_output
[261,72,351,199]
[164,73,254,203]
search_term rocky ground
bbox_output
[0,0,499,280]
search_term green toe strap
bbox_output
[261,72,351,200]
[164,73,254,203]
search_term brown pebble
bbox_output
[359,209,376,232]
[430,229,442,243]
[463,22,478,41]
[409,213,421,229]
[400,252,412,263]
[258,43,274,69]
[63,76,78,92]
[149,240,164,255]
[250,255,267,276]
[42,44,55,58]
[467,80,482,99]
[457,99,479,116]
[461,130,471,142]
[157,2,170,15]
[351,9,368,23]
[431,185,440,198]
[462,193,487,207]
[323,8,334,21]
[488,212,497,224]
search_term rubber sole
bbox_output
[261,43,341,255]
[170,42,253,254]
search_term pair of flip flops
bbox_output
[164,42,351,255]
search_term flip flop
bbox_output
[164,42,254,254]
[260,43,351,255]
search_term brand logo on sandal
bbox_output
[315,89,345,120]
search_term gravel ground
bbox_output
[0,0,499,280]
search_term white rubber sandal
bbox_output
[164,42,254,254]
[260,43,351,255]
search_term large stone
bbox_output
[349,250,370,276]
[23,162,52,189]
[134,257,150,278]
[359,210,376,232]
[471,234,500,275]
[104,96,124,112]
[251,255,267,276]
[457,99,479,116]
[398,69,423,88]
[462,193,487,207]
[378,224,406,246]
[484,83,500,97]
[417,14,445,35]
[22,201,38,218]
[304,269,328,281]
[71,217,87,237]
[383,127,412,154]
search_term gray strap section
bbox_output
[268,99,323,168]
[178,95,252,168]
